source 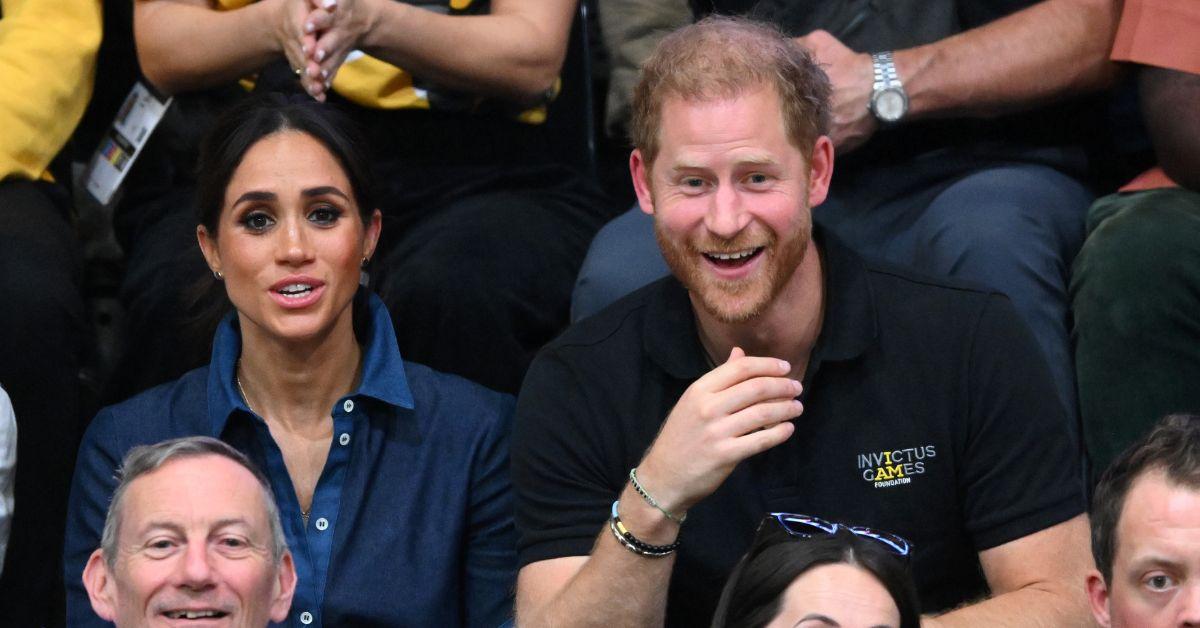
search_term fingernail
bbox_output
[792,380,802,393]
[305,22,315,33]
[302,42,311,55]
[316,48,326,62]
[321,68,329,80]
[325,79,332,89]
[322,0,337,9]
[778,360,790,372]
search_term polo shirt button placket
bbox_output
[315,517,329,531]
[339,432,350,446]
[343,399,354,413]
[299,611,314,625]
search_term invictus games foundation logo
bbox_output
[857,445,937,489]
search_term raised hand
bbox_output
[794,30,878,154]
[271,0,318,93]
[298,0,375,101]
[635,347,803,516]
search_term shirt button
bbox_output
[343,399,355,413]
[315,517,329,531]
[299,611,313,625]
[339,432,351,446]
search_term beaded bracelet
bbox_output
[609,500,679,558]
[629,467,687,524]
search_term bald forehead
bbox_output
[118,454,270,541]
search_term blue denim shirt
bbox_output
[65,295,517,627]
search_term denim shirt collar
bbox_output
[205,293,416,434]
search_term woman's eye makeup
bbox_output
[308,204,344,225]
[239,210,275,232]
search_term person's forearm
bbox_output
[926,582,1092,628]
[518,486,678,627]
[134,0,285,95]
[358,0,572,104]
[895,0,1121,120]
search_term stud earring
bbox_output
[213,270,223,280]
[359,257,370,287]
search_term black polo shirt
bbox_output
[512,227,1084,625]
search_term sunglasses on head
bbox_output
[760,512,913,557]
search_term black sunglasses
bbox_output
[760,512,913,557]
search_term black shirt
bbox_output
[513,227,1084,625]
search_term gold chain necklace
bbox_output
[236,361,311,527]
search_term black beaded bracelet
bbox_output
[609,500,679,558]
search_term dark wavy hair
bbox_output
[1091,413,1200,584]
[712,527,920,628]
[188,94,378,339]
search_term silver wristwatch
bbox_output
[869,51,908,125]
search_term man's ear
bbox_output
[806,135,835,208]
[630,149,655,216]
[196,225,221,276]
[270,551,299,623]
[1085,570,1113,627]
[82,549,119,622]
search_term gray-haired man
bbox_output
[81,436,296,627]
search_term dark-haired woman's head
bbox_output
[193,95,381,344]
[195,94,376,234]
[712,519,921,628]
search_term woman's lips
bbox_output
[268,278,326,309]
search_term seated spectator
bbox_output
[512,17,1092,626]
[573,0,1129,430]
[1072,0,1200,482]
[81,436,296,627]
[109,0,610,400]
[0,0,98,620]
[1086,414,1200,627]
[66,96,517,627]
[712,515,920,628]
[0,387,14,577]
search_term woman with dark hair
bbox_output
[107,0,610,404]
[65,96,517,627]
[713,514,921,628]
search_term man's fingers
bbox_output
[701,353,792,391]
[722,399,803,438]
[727,420,795,461]
[710,376,802,416]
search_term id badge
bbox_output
[82,82,172,205]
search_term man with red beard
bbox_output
[511,16,1092,628]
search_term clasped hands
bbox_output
[277,0,376,102]
[634,348,804,520]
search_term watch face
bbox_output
[873,88,907,123]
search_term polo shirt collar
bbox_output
[644,224,878,380]
[206,292,415,434]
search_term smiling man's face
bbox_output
[632,85,831,324]
[84,454,295,628]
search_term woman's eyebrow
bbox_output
[795,614,840,627]
[302,186,349,200]
[233,190,277,206]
